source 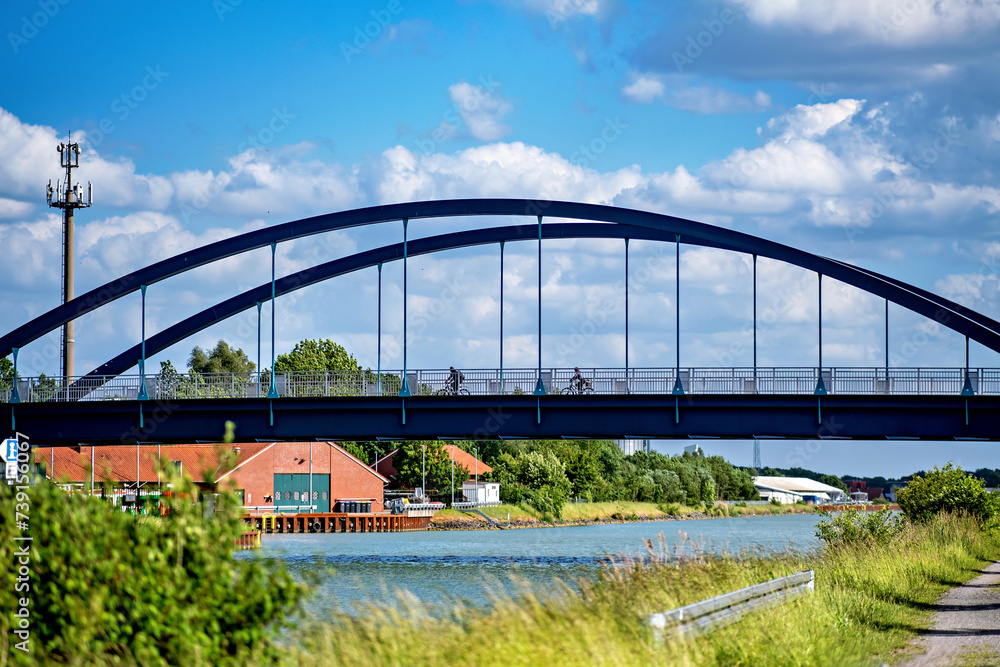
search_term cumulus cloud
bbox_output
[0,108,173,211]
[668,85,771,114]
[3,96,999,375]
[447,80,515,141]
[733,0,1000,44]
[622,73,665,103]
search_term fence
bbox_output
[4,367,995,403]
[649,570,814,639]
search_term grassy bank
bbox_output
[286,513,1000,666]
[430,500,814,529]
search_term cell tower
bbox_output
[46,133,92,385]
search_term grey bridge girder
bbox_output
[9,394,1000,446]
[4,199,1000,373]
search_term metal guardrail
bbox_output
[2,367,993,403]
[452,501,502,509]
[649,570,814,639]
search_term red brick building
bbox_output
[36,441,388,512]
[845,480,884,500]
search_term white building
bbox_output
[752,476,847,504]
[462,481,500,505]
[616,439,650,455]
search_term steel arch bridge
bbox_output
[4,198,1000,446]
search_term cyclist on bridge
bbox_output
[449,366,465,393]
[570,367,590,393]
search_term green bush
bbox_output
[815,507,906,546]
[0,459,305,665]
[896,463,1000,526]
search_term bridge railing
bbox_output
[2,367,993,402]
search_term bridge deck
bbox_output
[8,392,999,445]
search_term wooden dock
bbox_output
[244,512,432,534]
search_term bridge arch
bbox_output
[3,199,1000,377]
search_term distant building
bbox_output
[616,439,650,455]
[462,481,500,504]
[845,480,884,500]
[35,441,388,512]
[752,476,847,504]
[374,444,492,485]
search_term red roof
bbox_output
[36,441,390,487]
[442,444,492,476]
[373,445,491,481]
[35,443,273,485]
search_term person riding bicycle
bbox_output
[449,366,465,393]
[570,367,589,392]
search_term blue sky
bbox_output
[2,0,1000,477]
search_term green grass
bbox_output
[282,513,1000,666]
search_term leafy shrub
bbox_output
[0,458,305,665]
[815,507,905,546]
[658,502,682,515]
[769,497,782,506]
[896,463,1000,526]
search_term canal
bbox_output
[239,514,824,613]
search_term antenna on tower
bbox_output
[47,132,93,390]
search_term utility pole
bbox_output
[47,133,92,388]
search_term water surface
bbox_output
[240,514,823,613]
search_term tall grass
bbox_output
[284,513,1000,666]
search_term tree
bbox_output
[897,463,1000,525]
[393,442,467,497]
[818,474,849,494]
[491,450,572,517]
[274,339,361,372]
[0,356,14,394]
[188,340,255,374]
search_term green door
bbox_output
[273,473,294,509]
[273,473,329,512]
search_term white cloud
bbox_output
[0,108,174,210]
[668,85,771,114]
[524,0,604,20]
[731,0,1000,44]
[375,141,643,204]
[622,73,665,103]
[3,98,1000,376]
[448,81,515,141]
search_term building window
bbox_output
[321,491,327,500]
[284,491,291,500]
[293,491,300,501]
[313,491,318,500]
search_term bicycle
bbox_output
[437,383,470,396]
[561,380,594,395]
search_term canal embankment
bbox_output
[429,500,818,530]
[284,512,1000,666]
